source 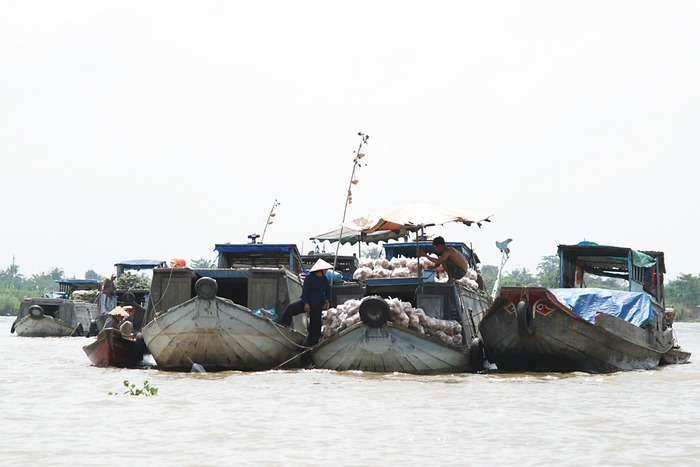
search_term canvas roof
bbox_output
[311,202,492,245]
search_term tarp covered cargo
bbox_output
[550,288,658,328]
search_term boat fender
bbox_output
[195,277,218,300]
[134,332,147,360]
[359,296,390,328]
[122,291,135,305]
[29,305,44,319]
[88,320,99,337]
[71,323,84,337]
[469,337,485,372]
[516,300,535,336]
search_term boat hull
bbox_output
[480,287,672,373]
[13,314,80,337]
[141,296,306,371]
[12,298,100,337]
[660,347,691,365]
[312,323,471,375]
[83,328,145,368]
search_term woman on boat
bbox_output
[279,258,332,346]
[103,306,129,330]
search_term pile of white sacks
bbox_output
[321,297,464,346]
[352,256,480,290]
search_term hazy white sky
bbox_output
[1,1,699,280]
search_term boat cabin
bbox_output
[301,253,359,281]
[146,244,303,323]
[114,259,166,308]
[215,243,302,272]
[558,243,665,304]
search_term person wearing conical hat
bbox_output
[279,258,332,348]
[103,306,129,330]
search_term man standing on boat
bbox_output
[100,274,118,314]
[418,236,469,281]
[279,258,332,347]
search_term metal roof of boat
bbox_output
[114,259,167,268]
[214,244,299,254]
[557,243,665,272]
[55,279,102,286]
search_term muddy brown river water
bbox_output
[1,316,698,466]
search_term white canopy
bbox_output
[311,202,492,245]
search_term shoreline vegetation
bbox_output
[1,255,698,321]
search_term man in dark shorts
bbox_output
[418,236,469,280]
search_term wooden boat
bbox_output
[11,279,102,337]
[661,347,691,365]
[480,243,690,373]
[83,328,146,368]
[141,243,307,371]
[311,242,491,374]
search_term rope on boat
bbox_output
[150,266,177,318]
[270,321,310,350]
[273,346,312,370]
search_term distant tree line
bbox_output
[2,255,699,320]
[0,260,148,315]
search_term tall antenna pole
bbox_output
[261,199,281,244]
[332,132,369,277]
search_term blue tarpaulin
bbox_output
[55,279,102,286]
[550,288,658,328]
[44,292,68,299]
[115,259,166,269]
[214,244,298,254]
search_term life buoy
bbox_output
[29,305,44,319]
[195,277,217,300]
[516,299,535,335]
[359,296,390,328]
[469,337,485,372]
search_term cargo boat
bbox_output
[311,242,491,374]
[479,242,690,373]
[141,243,306,371]
[12,279,102,337]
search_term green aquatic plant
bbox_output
[109,380,159,396]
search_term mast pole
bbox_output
[332,132,369,278]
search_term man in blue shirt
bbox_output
[279,258,332,347]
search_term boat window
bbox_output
[417,295,445,319]
[215,278,249,307]
[36,303,60,318]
